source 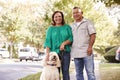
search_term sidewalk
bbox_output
[0,58,20,64]
[0,59,101,80]
[0,58,14,63]
[70,60,101,80]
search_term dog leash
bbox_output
[60,50,65,63]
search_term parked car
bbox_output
[0,48,10,58]
[38,52,45,60]
[18,47,39,61]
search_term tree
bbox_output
[94,0,120,6]
[0,0,45,57]
[114,21,120,40]
[0,0,118,55]
[0,0,45,48]
[0,1,32,58]
[42,0,117,54]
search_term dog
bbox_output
[40,52,61,80]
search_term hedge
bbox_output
[104,46,120,63]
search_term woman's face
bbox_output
[53,12,62,26]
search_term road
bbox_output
[0,59,101,80]
[0,59,43,80]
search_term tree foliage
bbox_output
[0,0,44,49]
[43,0,117,54]
[0,0,119,55]
[94,0,120,6]
[114,22,120,39]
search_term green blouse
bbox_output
[44,24,73,54]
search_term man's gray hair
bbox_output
[73,6,83,13]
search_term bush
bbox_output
[105,46,116,53]
[104,46,120,63]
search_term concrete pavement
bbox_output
[0,58,22,64]
[0,59,42,80]
[0,58,101,80]
[0,58,15,63]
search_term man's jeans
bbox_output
[58,51,70,80]
[74,54,96,80]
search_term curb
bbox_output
[0,58,17,63]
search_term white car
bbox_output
[38,52,45,60]
[18,47,39,61]
[0,48,10,58]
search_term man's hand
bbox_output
[87,47,93,56]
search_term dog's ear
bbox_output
[42,57,48,67]
[56,58,61,67]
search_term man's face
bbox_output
[72,8,83,21]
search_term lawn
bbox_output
[100,63,120,80]
[18,72,41,80]
[19,61,120,80]
[19,61,75,80]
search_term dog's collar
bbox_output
[47,63,56,66]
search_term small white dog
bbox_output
[40,52,61,80]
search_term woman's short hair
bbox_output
[52,11,65,26]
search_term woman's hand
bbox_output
[45,54,49,61]
[45,47,50,61]
[60,42,65,51]
[60,40,71,51]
